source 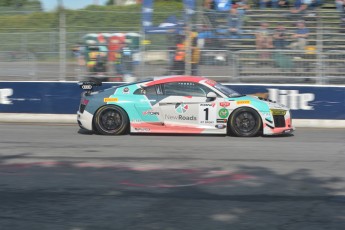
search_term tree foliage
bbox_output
[0,0,42,11]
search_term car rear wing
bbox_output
[78,81,102,95]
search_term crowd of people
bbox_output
[168,0,326,75]
[202,0,344,54]
[256,20,309,52]
[204,0,323,14]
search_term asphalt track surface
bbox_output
[0,124,344,230]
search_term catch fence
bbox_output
[1,49,344,84]
[0,8,344,84]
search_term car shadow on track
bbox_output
[77,128,95,135]
[77,128,294,138]
[262,133,295,138]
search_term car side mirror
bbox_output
[206,92,217,101]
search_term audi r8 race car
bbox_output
[77,76,294,137]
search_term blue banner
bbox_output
[0,82,344,119]
[183,0,195,21]
[142,0,154,29]
[230,85,345,120]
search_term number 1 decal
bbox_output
[199,103,216,125]
[203,108,209,121]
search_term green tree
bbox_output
[0,0,42,9]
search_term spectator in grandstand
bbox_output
[234,0,250,17]
[289,0,318,17]
[204,0,216,25]
[228,8,242,37]
[214,0,233,20]
[255,22,273,58]
[204,0,232,14]
[335,0,345,13]
[273,22,289,49]
[289,20,309,50]
[204,0,215,9]
[214,0,232,11]
[278,0,291,7]
[260,0,279,8]
[335,0,345,32]
[340,16,345,33]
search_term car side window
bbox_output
[162,82,216,97]
[134,85,157,95]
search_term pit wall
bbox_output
[1,82,344,127]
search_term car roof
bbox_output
[145,76,208,86]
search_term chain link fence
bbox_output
[0,8,344,84]
[233,49,345,84]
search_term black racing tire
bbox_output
[94,105,129,135]
[228,107,262,137]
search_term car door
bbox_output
[157,82,225,133]
[132,85,164,128]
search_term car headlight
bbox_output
[270,109,287,116]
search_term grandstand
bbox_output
[199,0,345,83]
[202,0,344,50]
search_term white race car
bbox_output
[77,76,294,136]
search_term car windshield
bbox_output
[214,83,242,98]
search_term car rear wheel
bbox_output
[94,105,129,135]
[228,107,262,137]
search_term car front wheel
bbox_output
[94,105,129,135]
[228,107,262,137]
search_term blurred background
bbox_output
[0,0,344,84]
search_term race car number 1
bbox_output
[198,103,216,125]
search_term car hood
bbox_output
[226,95,289,111]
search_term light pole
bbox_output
[58,0,66,81]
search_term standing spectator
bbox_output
[273,22,289,49]
[204,0,217,25]
[72,43,85,67]
[336,0,345,13]
[214,0,232,19]
[289,20,309,50]
[289,0,314,18]
[204,0,216,9]
[228,8,242,37]
[121,43,134,76]
[278,0,290,7]
[256,22,273,58]
[114,43,125,76]
[173,42,186,75]
[214,0,232,11]
[335,0,345,32]
[235,0,250,17]
[260,0,279,8]
[191,37,201,76]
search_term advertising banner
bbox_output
[0,82,344,120]
[230,85,345,120]
[141,0,154,29]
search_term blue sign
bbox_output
[142,0,154,29]
[230,85,345,120]
[1,82,344,120]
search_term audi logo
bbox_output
[82,85,92,90]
